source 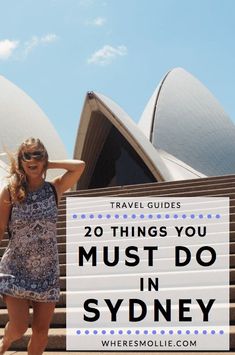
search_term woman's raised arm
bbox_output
[48,159,85,200]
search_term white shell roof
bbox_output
[0,75,68,180]
[74,91,205,185]
[158,149,206,180]
[138,67,235,176]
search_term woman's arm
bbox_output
[48,160,85,200]
[0,187,11,245]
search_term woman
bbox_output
[0,137,85,354]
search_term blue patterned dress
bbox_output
[0,181,60,302]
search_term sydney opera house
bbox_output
[1,69,235,351]
[1,67,235,188]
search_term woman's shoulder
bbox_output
[0,183,11,196]
[0,184,11,204]
[45,180,56,191]
[46,181,59,205]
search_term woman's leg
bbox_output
[27,301,56,355]
[0,295,30,354]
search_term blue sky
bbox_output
[1,0,235,157]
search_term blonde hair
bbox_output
[7,138,48,204]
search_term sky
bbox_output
[1,0,235,157]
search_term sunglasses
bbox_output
[21,151,45,161]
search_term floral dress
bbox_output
[0,181,60,302]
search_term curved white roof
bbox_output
[158,149,206,180]
[0,75,67,180]
[74,91,205,187]
[138,67,235,176]
[138,70,170,140]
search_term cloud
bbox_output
[24,33,58,57]
[41,33,58,43]
[86,17,106,27]
[24,36,39,56]
[0,39,19,60]
[0,34,58,61]
[88,45,127,65]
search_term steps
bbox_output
[0,174,235,352]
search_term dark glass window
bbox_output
[89,126,156,188]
